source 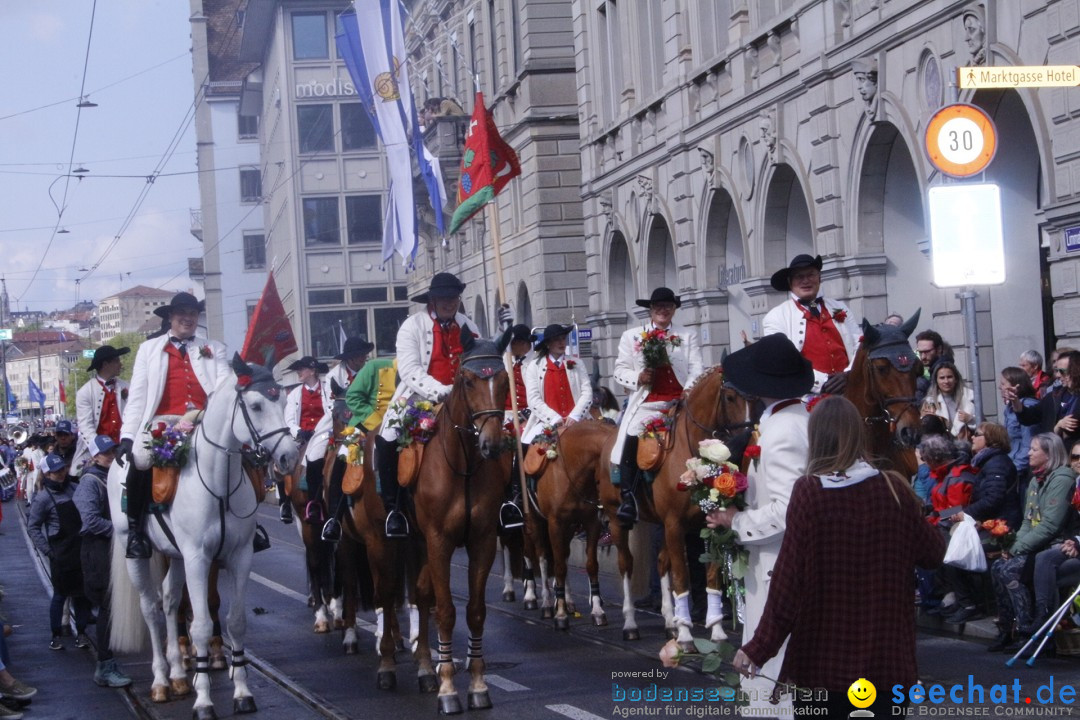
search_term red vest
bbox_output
[797,300,849,376]
[299,385,324,432]
[429,318,464,385]
[155,343,208,416]
[506,360,528,411]
[645,364,683,403]
[543,358,575,418]
[96,380,122,444]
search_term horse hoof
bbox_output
[192,706,217,720]
[419,674,440,694]
[150,685,169,703]
[592,614,608,627]
[665,627,679,640]
[523,600,538,611]
[502,591,516,602]
[171,677,192,697]
[344,641,359,655]
[622,629,640,641]
[678,640,696,654]
[554,616,570,631]
[467,691,493,710]
[540,608,554,620]
[314,620,331,634]
[377,670,397,691]
[438,694,464,715]
[233,696,258,714]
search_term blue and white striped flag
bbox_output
[27,377,45,410]
[337,1,444,269]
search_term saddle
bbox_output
[151,459,269,505]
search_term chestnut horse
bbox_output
[843,311,923,477]
[522,420,614,630]
[412,332,512,714]
[597,366,752,649]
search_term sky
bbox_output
[0,1,203,315]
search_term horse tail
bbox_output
[109,537,149,653]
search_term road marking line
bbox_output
[486,674,529,692]
[546,704,606,720]
[250,572,308,603]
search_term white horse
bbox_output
[109,354,298,720]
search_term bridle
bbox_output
[682,368,755,441]
[449,355,507,441]
[861,355,919,438]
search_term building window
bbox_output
[240,168,262,203]
[374,307,410,355]
[309,309,368,358]
[243,232,266,270]
[238,113,258,139]
[246,300,258,325]
[510,0,521,75]
[303,197,340,245]
[340,103,376,150]
[309,289,345,305]
[346,195,382,245]
[393,285,408,301]
[297,105,334,153]
[292,12,328,60]
[597,2,623,124]
[351,287,387,303]
[487,0,498,94]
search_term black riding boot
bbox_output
[277,480,293,523]
[500,448,525,531]
[304,458,326,525]
[377,437,408,538]
[321,460,345,542]
[615,436,640,529]
[125,467,152,559]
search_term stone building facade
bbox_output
[571,0,1080,415]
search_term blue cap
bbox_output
[54,420,74,435]
[42,453,67,474]
[89,435,117,457]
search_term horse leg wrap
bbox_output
[673,592,692,628]
[522,564,534,582]
[194,656,210,675]
[231,649,249,668]
[553,585,565,602]
[705,588,724,629]
[590,581,602,607]
[466,636,483,661]
[437,640,453,669]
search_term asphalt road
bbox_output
[3,497,1078,720]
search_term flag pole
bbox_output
[485,200,533,529]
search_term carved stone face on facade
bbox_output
[963,9,986,65]
[852,58,878,116]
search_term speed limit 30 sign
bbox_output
[925,103,997,178]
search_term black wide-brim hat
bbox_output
[770,254,823,293]
[153,291,206,319]
[636,287,682,309]
[722,334,814,399]
[411,272,466,304]
[287,356,330,374]
[88,344,130,371]
[534,323,573,355]
[508,324,537,344]
[334,336,375,360]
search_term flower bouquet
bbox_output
[387,399,438,451]
[981,518,1015,552]
[677,438,750,627]
[338,425,364,466]
[634,327,682,369]
[523,424,559,476]
[639,415,670,439]
[144,420,195,505]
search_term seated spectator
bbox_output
[1018,350,1080,453]
[915,330,954,405]
[1025,534,1080,636]
[921,434,975,527]
[1020,350,1052,399]
[1000,367,1038,482]
[921,360,975,439]
[912,415,951,505]
[988,433,1078,652]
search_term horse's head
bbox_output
[230,353,300,471]
[450,328,510,460]
[685,367,755,461]
[328,377,353,431]
[855,309,922,447]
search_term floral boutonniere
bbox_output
[565,359,577,370]
[199,345,213,359]
[832,309,847,323]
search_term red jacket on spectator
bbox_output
[1032,370,1052,399]
[929,463,975,524]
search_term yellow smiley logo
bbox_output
[847,678,876,709]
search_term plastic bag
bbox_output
[943,515,987,572]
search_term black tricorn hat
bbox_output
[770,254,823,293]
[636,287,682,309]
[87,345,130,371]
[722,334,814,400]
[411,272,466,304]
[334,336,375,361]
[287,356,330,374]
[153,292,206,319]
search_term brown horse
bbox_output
[597,366,752,649]
[411,332,512,714]
[844,312,923,477]
[522,419,615,630]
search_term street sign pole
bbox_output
[957,289,983,423]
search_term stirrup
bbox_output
[252,525,271,553]
[499,501,524,530]
[321,518,342,542]
[615,492,638,528]
[384,510,409,539]
[304,501,323,525]
[279,502,293,524]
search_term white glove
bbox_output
[497,303,514,331]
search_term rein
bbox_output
[681,369,754,442]
[858,355,918,438]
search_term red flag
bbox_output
[241,272,298,369]
[448,91,522,235]
[58,380,66,404]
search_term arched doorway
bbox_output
[608,231,635,313]
[704,189,749,352]
[516,281,533,329]
[762,164,813,274]
[473,296,489,337]
[645,217,677,292]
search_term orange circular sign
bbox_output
[925,104,997,178]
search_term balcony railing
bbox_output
[190,209,203,241]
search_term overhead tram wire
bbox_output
[15,0,99,304]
